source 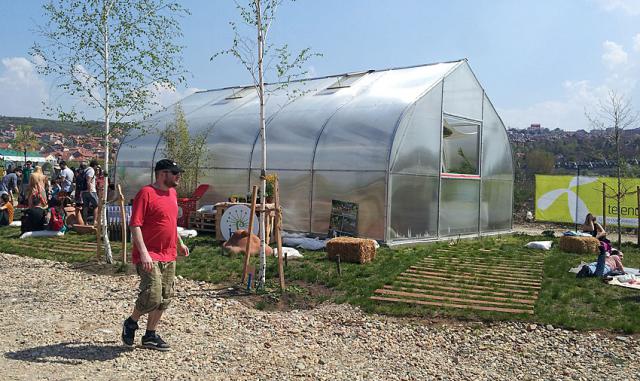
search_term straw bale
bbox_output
[559,236,600,254]
[326,237,376,264]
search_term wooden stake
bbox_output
[117,184,127,264]
[274,177,285,290]
[265,213,272,246]
[241,186,258,283]
[602,182,606,229]
[95,196,103,260]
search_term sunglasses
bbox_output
[161,170,181,176]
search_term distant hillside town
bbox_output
[0,118,119,164]
[508,123,640,171]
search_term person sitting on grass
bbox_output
[0,193,14,226]
[582,213,607,241]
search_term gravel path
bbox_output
[1,253,639,381]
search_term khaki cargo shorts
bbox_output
[135,261,176,314]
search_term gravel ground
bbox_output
[1,253,639,381]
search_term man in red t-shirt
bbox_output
[121,159,189,351]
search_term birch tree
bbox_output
[32,0,189,263]
[587,90,639,246]
[213,0,320,289]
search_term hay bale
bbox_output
[559,236,600,254]
[326,237,376,264]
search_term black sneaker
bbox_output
[141,333,171,351]
[121,318,139,346]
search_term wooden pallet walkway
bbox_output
[372,252,545,315]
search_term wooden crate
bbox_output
[189,211,216,233]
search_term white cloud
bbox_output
[602,40,628,69]
[634,33,640,51]
[597,0,640,16]
[0,57,49,117]
[498,37,639,131]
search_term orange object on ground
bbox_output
[223,229,273,256]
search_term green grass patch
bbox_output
[1,226,640,332]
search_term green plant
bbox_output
[265,173,277,197]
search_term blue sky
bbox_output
[1,0,639,130]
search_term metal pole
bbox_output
[602,182,606,230]
[575,165,580,231]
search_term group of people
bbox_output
[0,159,104,229]
[576,213,625,278]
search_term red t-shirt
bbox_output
[130,185,178,264]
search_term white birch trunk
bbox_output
[256,0,267,288]
[102,0,113,263]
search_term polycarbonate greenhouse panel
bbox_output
[389,174,439,240]
[118,166,155,201]
[202,169,249,205]
[311,170,386,239]
[439,178,480,236]
[443,62,484,121]
[271,170,313,232]
[144,89,234,128]
[250,77,366,170]
[480,179,513,231]
[390,81,443,176]
[211,82,314,169]
[481,95,513,181]
[116,133,161,169]
[314,63,458,172]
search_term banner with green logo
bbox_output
[535,175,640,227]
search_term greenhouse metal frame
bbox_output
[116,59,514,243]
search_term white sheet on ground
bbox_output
[273,247,303,259]
[525,241,552,250]
[282,232,327,250]
[177,226,198,238]
[20,230,65,239]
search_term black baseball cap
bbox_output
[155,159,184,173]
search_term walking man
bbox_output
[121,159,189,350]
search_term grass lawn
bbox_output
[1,226,639,333]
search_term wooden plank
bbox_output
[241,186,258,283]
[411,264,542,282]
[420,255,544,266]
[375,288,531,309]
[370,296,534,315]
[382,285,536,305]
[274,177,285,290]
[393,278,537,299]
[407,268,541,288]
[397,273,538,294]
[418,257,544,275]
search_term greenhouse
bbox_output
[116,59,514,243]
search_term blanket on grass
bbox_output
[607,276,640,290]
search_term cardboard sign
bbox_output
[328,199,359,237]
